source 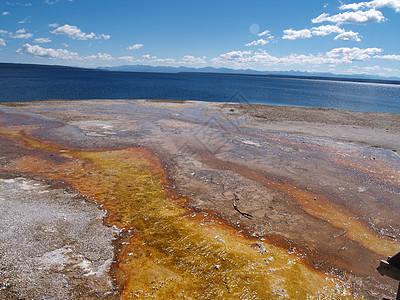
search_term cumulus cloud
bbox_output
[282,25,361,41]
[118,56,136,63]
[246,29,274,46]
[374,54,400,60]
[156,58,176,64]
[51,24,110,40]
[334,31,361,41]
[312,9,386,24]
[282,29,312,40]
[95,34,110,40]
[0,30,9,35]
[340,0,400,13]
[137,54,207,65]
[34,37,52,43]
[2,11,10,15]
[86,52,113,61]
[311,25,345,36]
[140,54,175,64]
[0,38,5,47]
[245,39,270,46]
[51,24,94,40]
[48,23,59,28]
[212,50,314,66]
[326,47,382,61]
[16,44,79,59]
[127,43,143,50]
[16,43,114,61]
[9,28,33,39]
[211,47,383,67]
[180,55,207,65]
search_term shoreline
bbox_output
[2,98,399,154]
[2,97,400,114]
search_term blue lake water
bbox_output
[1,66,400,113]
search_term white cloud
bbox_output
[334,31,361,41]
[0,38,5,47]
[134,54,206,65]
[18,17,29,24]
[211,50,274,66]
[312,9,386,24]
[96,34,110,40]
[179,55,207,65]
[118,56,136,63]
[282,25,360,41]
[245,39,270,46]
[326,47,382,61]
[258,29,274,39]
[374,54,400,60]
[48,23,59,28]
[258,30,272,37]
[363,65,381,71]
[247,29,275,45]
[156,58,176,63]
[211,50,253,65]
[9,28,33,39]
[51,24,110,40]
[0,30,9,35]
[86,53,113,61]
[2,12,11,15]
[44,0,72,4]
[211,47,383,67]
[34,37,52,43]
[127,43,143,50]
[282,28,312,40]
[141,55,175,64]
[51,24,94,40]
[340,0,400,13]
[5,2,32,6]
[16,44,79,60]
[311,25,345,36]
[16,43,114,61]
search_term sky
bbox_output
[1,0,400,77]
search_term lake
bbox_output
[1,65,400,113]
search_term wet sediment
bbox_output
[0,99,399,299]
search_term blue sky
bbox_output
[1,0,400,77]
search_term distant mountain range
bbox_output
[1,62,400,84]
[99,64,400,83]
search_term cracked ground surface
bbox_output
[0,99,399,299]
